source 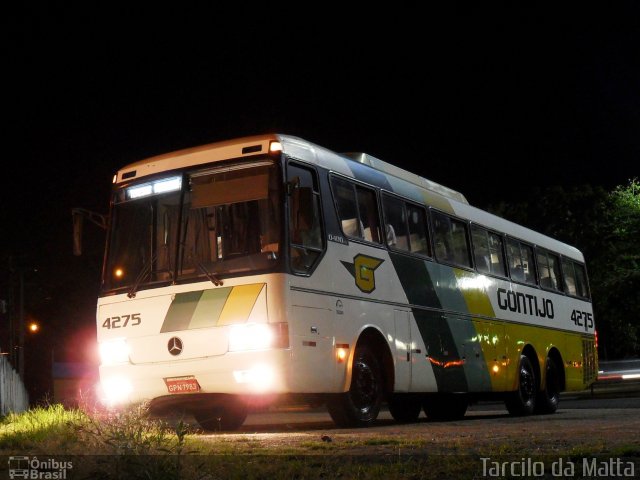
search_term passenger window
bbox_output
[538,249,563,291]
[332,176,360,237]
[407,204,430,255]
[521,244,536,285]
[356,186,382,243]
[488,232,507,277]
[432,211,471,268]
[574,263,590,299]
[507,239,525,282]
[471,225,506,276]
[507,239,536,285]
[562,258,577,296]
[382,195,409,250]
[331,176,382,244]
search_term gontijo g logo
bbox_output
[341,254,384,293]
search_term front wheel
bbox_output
[327,345,384,428]
[505,354,537,416]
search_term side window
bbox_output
[538,249,563,291]
[332,176,360,237]
[562,259,590,299]
[288,163,324,274]
[432,211,471,268]
[381,194,430,256]
[382,194,409,250]
[521,244,536,285]
[356,185,382,243]
[548,253,563,292]
[488,231,507,277]
[574,263,590,299]
[537,250,551,288]
[562,258,577,296]
[331,176,382,244]
[507,239,525,282]
[471,225,506,276]
[507,239,536,285]
[406,204,430,255]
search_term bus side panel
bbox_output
[288,289,337,393]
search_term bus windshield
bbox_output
[103,160,281,293]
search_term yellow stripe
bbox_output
[454,270,495,317]
[217,283,265,325]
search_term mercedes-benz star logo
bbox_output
[168,337,183,356]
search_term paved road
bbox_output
[182,388,640,458]
[235,389,640,432]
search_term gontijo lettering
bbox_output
[497,288,555,319]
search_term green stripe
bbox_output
[160,291,203,333]
[189,287,232,329]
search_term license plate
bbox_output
[164,376,201,394]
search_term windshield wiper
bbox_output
[127,253,157,298]
[195,259,224,286]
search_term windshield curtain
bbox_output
[102,160,281,293]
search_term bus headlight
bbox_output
[99,338,130,365]
[228,323,288,352]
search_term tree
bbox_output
[590,179,640,358]
[487,180,640,359]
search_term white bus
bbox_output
[93,134,597,429]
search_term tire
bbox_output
[505,354,537,416]
[193,399,248,431]
[327,344,384,428]
[535,357,561,414]
[388,394,422,423]
[422,394,468,421]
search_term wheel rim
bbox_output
[520,363,535,401]
[351,357,378,414]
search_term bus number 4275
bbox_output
[571,310,593,331]
[102,314,141,329]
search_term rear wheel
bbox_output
[193,399,248,431]
[388,394,422,423]
[422,394,468,421]
[327,345,384,428]
[535,357,561,414]
[505,354,537,416]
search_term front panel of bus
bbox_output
[97,157,296,406]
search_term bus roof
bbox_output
[115,134,466,204]
[115,134,584,261]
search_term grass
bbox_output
[1,404,638,479]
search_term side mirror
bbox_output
[72,208,108,256]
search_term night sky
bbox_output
[2,5,639,399]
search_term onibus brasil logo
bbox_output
[8,456,72,479]
[341,254,384,293]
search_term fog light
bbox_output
[98,376,133,406]
[233,364,275,391]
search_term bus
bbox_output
[92,134,597,430]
